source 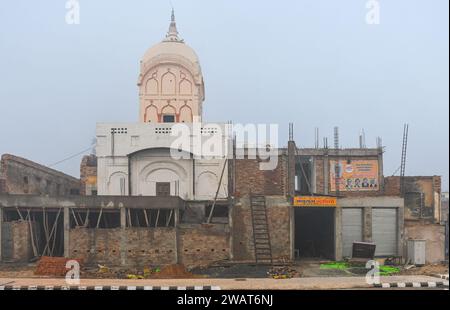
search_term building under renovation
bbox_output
[0,11,446,268]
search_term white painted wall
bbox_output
[96,122,231,200]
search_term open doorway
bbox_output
[294,207,335,260]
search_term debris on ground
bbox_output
[81,264,194,279]
[35,256,83,277]
[126,266,163,279]
[126,274,144,279]
[399,263,448,276]
[151,264,194,279]
[319,261,400,276]
[98,264,109,273]
[268,266,299,279]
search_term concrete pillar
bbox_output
[290,205,295,261]
[335,207,343,261]
[120,207,127,266]
[0,207,3,262]
[228,204,234,261]
[363,207,373,242]
[63,207,70,258]
[378,150,384,193]
[311,157,317,193]
[324,154,329,195]
[397,206,404,257]
[287,141,296,198]
[174,208,180,264]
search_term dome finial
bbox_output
[164,8,183,42]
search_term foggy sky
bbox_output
[0,1,448,190]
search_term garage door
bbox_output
[372,208,398,256]
[342,208,363,258]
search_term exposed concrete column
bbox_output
[228,204,234,261]
[324,154,329,195]
[363,207,373,242]
[174,208,180,226]
[397,205,405,257]
[378,150,384,193]
[174,208,180,264]
[120,207,127,266]
[0,207,3,262]
[63,207,70,258]
[290,205,295,261]
[311,157,317,194]
[287,140,296,199]
[335,206,343,261]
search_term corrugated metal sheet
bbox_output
[372,208,398,256]
[342,208,363,258]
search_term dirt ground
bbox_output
[0,275,445,290]
[192,264,271,279]
[399,263,448,276]
[0,264,37,278]
[0,261,447,279]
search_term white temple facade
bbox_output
[96,11,231,200]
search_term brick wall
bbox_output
[235,155,287,197]
[385,176,442,221]
[1,220,34,262]
[404,221,445,263]
[314,157,324,194]
[69,228,121,265]
[69,225,230,268]
[0,154,80,195]
[69,227,177,266]
[232,200,255,261]
[80,154,97,196]
[127,228,176,266]
[0,178,5,194]
[179,224,230,267]
[384,176,401,196]
[232,196,291,262]
[441,199,449,222]
[266,203,291,260]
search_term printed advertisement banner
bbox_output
[330,160,379,192]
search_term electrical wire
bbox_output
[48,143,95,167]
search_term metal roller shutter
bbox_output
[342,208,363,258]
[372,208,398,256]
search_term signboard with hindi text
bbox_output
[293,196,337,207]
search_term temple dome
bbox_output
[142,41,201,68]
[140,9,202,75]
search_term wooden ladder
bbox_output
[250,195,273,265]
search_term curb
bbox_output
[0,285,221,291]
[373,281,449,288]
[431,274,449,281]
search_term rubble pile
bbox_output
[35,256,83,277]
[268,266,299,279]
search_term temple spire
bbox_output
[164,8,183,42]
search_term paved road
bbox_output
[0,275,446,290]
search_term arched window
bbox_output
[161,71,176,95]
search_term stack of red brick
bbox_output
[35,256,83,277]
